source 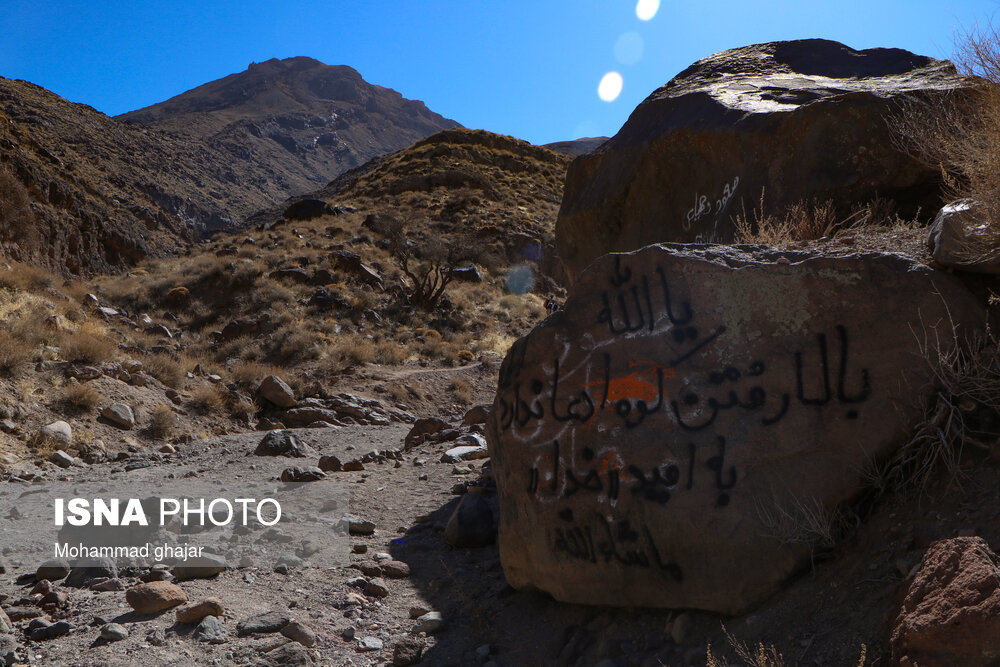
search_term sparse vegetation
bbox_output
[0,330,33,376]
[61,323,117,364]
[59,382,99,412]
[146,404,178,439]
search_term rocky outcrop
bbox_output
[891,537,1000,667]
[556,39,969,279]
[486,244,984,614]
[927,199,1000,273]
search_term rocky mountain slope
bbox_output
[0,59,458,274]
[119,57,461,208]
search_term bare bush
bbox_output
[60,382,99,412]
[385,218,470,310]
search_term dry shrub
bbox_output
[189,383,225,414]
[872,326,1000,497]
[372,341,408,365]
[734,194,840,244]
[449,378,473,404]
[144,353,185,388]
[229,360,285,389]
[271,327,322,363]
[61,323,117,364]
[60,382,99,412]
[0,330,33,376]
[146,404,178,438]
[889,23,1000,252]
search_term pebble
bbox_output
[393,637,425,666]
[413,611,445,634]
[125,581,187,615]
[30,620,73,641]
[147,627,167,646]
[100,623,129,641]
[345,514,376,536]
[671,612,693,644]
[359,636,384,651]
[176,597,224,624]
[280,620,317,647]
[194,615,229,644]
[236,610,291,636]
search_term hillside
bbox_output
[0,60,459,274]
[119,57,462,205]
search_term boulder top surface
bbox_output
[646,39,961,117]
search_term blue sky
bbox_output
[2,1,999,145]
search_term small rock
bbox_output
[176,597,224,624]
[65,557,118,587]
[409,607,430,619]
[237,610,291,636]
[254,430,312,457]
[345,514,376,536]
[365,578,389,598]
[125,581,187,615]
[48,450,76,468]
[90,578,125,591]
[359,636,384,651]
[280,620,317,647]
[394,637,426,666]
[100,623,128,641]
[147,627,167,646]
[318,455,342,472]
[352,544,368,554]
[30,620,73,641]
[36,559,70,581]
[194,615,229,644]
[39,420,72,447]
[259,375,297,409]
[463,404,491,426]
[173,555,226,581]
[280,466,326,482]
[101,403,136,429]
[381,561,411,579]
[413,611,445,634]
[671,612,693,644]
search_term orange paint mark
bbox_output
[584,360,676,405]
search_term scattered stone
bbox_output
[404,418,450,449]
[90,578,125,591]
[48,450,76,468]
[259,375,297,409]
[101,402,136,429]
[237,610,291,636]
[442,436,488,463]
[452,263,483,282]
[39,421,72,447]
[358,636,384,651]
[194,615,229,644]
[0,608,11,634]
[463,404,491,425]
[365,578,389,598]
[318,455,342,472]
[341,625,357,639]
[394,637,426,666]
[380,561,411,579]
[40,590,68,607]
[65,557,118,587]
[5,606,43,621]
[36,559,70,581]
[927,199,1000,273]
[176,597,224,624]
[100,623,128,642]
[352,544,368,554]
[125,581,187,615]
[280,620,317,647]
[280,466,326,482]
[254,430,312,457]
[285,198,335,221]
[147,627,167,646]
[29,620,73,641]
[173,555,226,581]
[342,459,365,471]
[413,611,445,634]
[345,514,376,536]
[444,493,495,548]
[409,607,430,619]
[891,537,1000,667]
[671,612,694,644]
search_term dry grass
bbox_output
[889,23,1000,256]
[0,330,33,376]
[449,378,473,404]
[146,404,178,439]
[59,382,99,412]
[61,323,117,364]
[189,383,225,414]
[228,360,286,389]
[143,353,185,388]
[707,627,867,667]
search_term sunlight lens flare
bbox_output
[598,71,624,102]
[636,0,660,21]
[615,32,644,66]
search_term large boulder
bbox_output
[927,199,1000,273]
[891,537,1000,667]
[556,39,968,280]
[486,244,984,614]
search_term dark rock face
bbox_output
[556,39,968,279]
[487,244,984,614]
